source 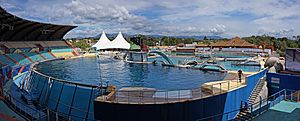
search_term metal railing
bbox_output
[98,78,246,104]
[2,82,101,121]
[196,89,298,121]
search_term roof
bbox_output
[130,43,141,50]
[211,37,256,48]
[109,32,130,49]
[196,43,209,47]
[93,32,130,50]
[0,7,77,41]
[92,31,111,50]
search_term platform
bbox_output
[252,101,300,121]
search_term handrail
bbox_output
[196,89,297,121]
[31,70,100,88]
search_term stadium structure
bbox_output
[1,5,300,121]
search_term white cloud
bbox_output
[1,0,300,38]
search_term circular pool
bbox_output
[35,57,227,90]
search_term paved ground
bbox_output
[252,101,300,121]
[0,101,26,121]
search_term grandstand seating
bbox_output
[41,52,56,59]
[6,54,31,66]
[0,55,15,66]
[0,40,78,67]
[23,52,45,62]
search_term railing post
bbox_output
[219,83,222,93]
[284,90,287,100]
[250,105,253,115]
[259,96,262,115]
[226,113,228,121]
[140,91,142,104]
[127,91,129,104]
[47,109,50,121]
[228,81,230,91]
[296,92,300,102]
[178,90,180,101]
[56,112,59,121]
[211,85,214,95]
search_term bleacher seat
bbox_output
[40,52,55,60]
[6,54,31,66]
[24,52,44,62]
[0,55,15,66]
[51,48,73,53]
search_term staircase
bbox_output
[248,77,266,105]
[234,108,252,121]
[234,77,266,121]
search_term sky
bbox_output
[1,0,300,38]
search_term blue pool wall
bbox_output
[222,69,268,120]
[266,72,300,95]
[94,69,268,121]
[27,71,99,120]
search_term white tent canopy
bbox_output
[92,31,111,50]
[92,31,130,50]
[108,32,130,49]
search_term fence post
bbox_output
[226,113,228,121]
[211,85,214,95]
[297,92,300,102]
[128,91,129,104]
[228,81,230,91]
[56,112,59,121]
[47,109,50,121]
[178,90,180,101]
[259,96,262,115]
[219,83,222,93]
[284,90,287,100]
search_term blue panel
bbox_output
[222,69,268,120]
[57,84,76,117]
[47,81,63,110]
[37,78,48,105]
[267,73,300,95]
[88,89,100,120]
[70,86,91,120]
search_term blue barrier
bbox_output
[27,70,100,120]
[222,69,268,120]
[267,72,300,95]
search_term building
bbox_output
[211,37,257,49]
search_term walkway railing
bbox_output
[97,79,247,104]
[196,89,298,121]
[2,78,101,121]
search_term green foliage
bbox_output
[242,35,300,56]
[71,40,91,50]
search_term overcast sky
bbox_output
[1,0,300,38]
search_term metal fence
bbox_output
[98,78,247,104]
[2,69,104,121]
[196,89,298,121]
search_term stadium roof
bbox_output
[0,6,77,41]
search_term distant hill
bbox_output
[92,33,223,40]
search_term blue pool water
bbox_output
[36,57,227,90]
[148,56,261,72]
